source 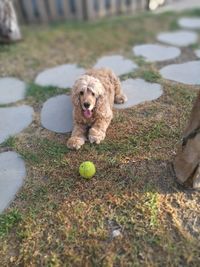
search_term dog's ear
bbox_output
[72,84,79,106]
[71,77,83,106]
[95,93,111,118]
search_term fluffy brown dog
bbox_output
[67,68,127,150]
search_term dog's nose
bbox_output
[84,102,90,109]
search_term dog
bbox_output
[67,68,127,150]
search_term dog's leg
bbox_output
[89,117,112,144]
[67,124,87,150]
[114,76,127,104]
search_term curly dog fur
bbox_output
[67,68,127,150]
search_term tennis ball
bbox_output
[79,161,96,179]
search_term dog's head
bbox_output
[72,75,105,119]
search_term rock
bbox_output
[157,30,198,47]
[94,55,138,76]
[114,78,163,109]
[41,95,73,133]
[0,105,34,144]
[0,77,26,104]
[35,64,85,88]
[133,44,181,62]
[0,151,26,213]
[160,61,200,85]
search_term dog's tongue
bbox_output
[83,110,92,118]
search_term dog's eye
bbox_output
[92,92,95,96]
[80,91,84,95]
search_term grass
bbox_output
[26,83,70,104]
[0,210,22,237]
[0,8,200,267]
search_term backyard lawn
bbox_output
[0,8,200,266]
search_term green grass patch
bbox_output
[20,151,41,164]
[0,209,22,237]
[0,137,16,148]
[38,138,69,159]
[141,70,161,83]
[26,83,70,104]
[146,193,158,228]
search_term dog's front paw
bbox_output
[89,128,105,144]
[67,137,85,150]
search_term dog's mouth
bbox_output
[83,109,93,119]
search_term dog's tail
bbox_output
[114,75,127,104]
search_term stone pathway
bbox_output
[0,105,33,143]
[0,151,26,213]
[195,49,200,58]
[178,17,200,29]
[114,79,163,109]
[160,61,200,85]
[1,12,200,224]
[157,30,198,47]
[133,44,181,62]
[41,95,73,133]
[0,77,26,104]
[94,55,138,76]
[35,64,85,88]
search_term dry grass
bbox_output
[0,9,200,267]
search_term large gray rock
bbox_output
[157,30,198,47]
[41,95,73,133]
[195,49,200,58]
[94,55,138,76]
[178,17,200,29]
[0,151,26,213]
[0,77,26,104]
[133,44,181,62]
[0,105,34,143]
[35,64,85,88]
[0,0,22,43]
[114,78,163,109]
[160,61,200,85]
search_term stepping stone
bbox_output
[160,61,200,85]
[0,77,26,104]
[133,44,181,62]
[0,151,26,213]
[157,30,198,47]
[195,49,200,58]
[178,17,200,29]
[0,105,34,144]
[41,95,72,133]
[94,55,138,76]
[114,78,163,109]
[35,64,85,88]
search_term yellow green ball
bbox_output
[79,161,96,179]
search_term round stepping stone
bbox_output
[178,17,200,29]
[0,151,26,213]
[195,49,200,58]
[41,95,72,133]
[160,61,200,85]
[0,77,26,104]
[114,78,163,109]
[157,30,198,47]
[35,64,85,88]
[133,44,181,62]
[94,55,138,76]
[0,105,34,144]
